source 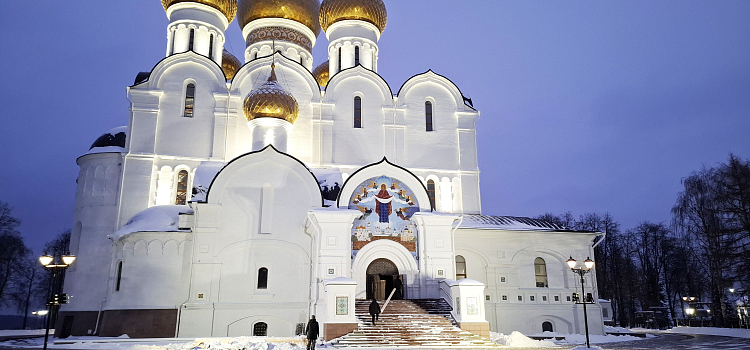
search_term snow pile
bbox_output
[109,205,193,239]
[131,337,304,350]
[490,331,556,347]
[568,346,605,350]
[664,326,750,338]
[191,161,226,202]
[604,325,635,333]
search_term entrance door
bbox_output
[366,258,399,300]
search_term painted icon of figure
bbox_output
[374,183,392,223]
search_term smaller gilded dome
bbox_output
[319,0,387,33]
[161,0,238,23]
[313,60,330,86]
[243,66,299,124]
[237,0,321,36]
[221,49,242,81]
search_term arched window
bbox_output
[426,180,436,209]
[208,34,214,59]
[175,170,188,205]
[257,267,268,289]
[535,257,548,287]
[115,261,123,292]
[184,83,195,118]
[355,46,360,66]
[188,28,195,51]
[254,52,258,60]
[338,47,342,72]
[353,96,362,128]
[300,55,303,64]
[425,101,433,131]
[253,322,267,336]
[542,321,553,332]
[455,255,467,279]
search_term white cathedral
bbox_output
[60,0,606,341]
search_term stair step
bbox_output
[334,299,498,348]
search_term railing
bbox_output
[439,279,453,308]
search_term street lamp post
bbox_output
[39,254,75,350]
[567,256,595,349]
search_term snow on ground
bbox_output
[0,335,306,350]
[543,332,651,345]
[603,325,635,333]
[490,331,556,347]
[0,329,46,336]
[661,326,750,339]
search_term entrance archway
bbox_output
[366,258,403,300]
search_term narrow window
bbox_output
[542,321,553,332]
[353,96,362,128]
[425,101,433,131]
[257,267,268,289]
[208,34,214,59]
[170,28,176,55]
[253,322,267,336]
[184,83,195,117]
[175,170,188,205]
[338,47,342,72]
[188,28,195,51]
[535,257,548,287]
[115,261,123,292]
[254,52,258,59]
[455,255,467,279]
[426,180,436,209]
[300,55,303,64]
[355,46,360,66]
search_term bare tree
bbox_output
[0,201,31,306]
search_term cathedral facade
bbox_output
[60,0,605,340]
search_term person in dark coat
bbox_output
[305,315,319,350]
[369,298,381,325]
[394,276,403,300]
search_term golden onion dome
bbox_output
[237,0,321,37]
[243,66,299,124]
[319,0,387,34]
[221,49,242,81]
[161,0,237,23]
[312,60,329,86]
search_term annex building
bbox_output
[60,0,606,340]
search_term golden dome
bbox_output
[243,66,299,124]
[237,0,321,36]
[161,0,237,23]
[221,49,242,81]
[319,0,387,33]
[313,60,329,86]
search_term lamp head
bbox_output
[62,256,76,265]
[730,288,736,293]
[584,257,595,270]
[566,256,577,269]
[39,255,54,266]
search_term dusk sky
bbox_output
[1,1,748,253]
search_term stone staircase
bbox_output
[332,299,499,348]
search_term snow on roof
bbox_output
[191,161,226,202]
[448,278,485,286]
[85,126,127,155]
[109,205,193,240]
[325,277,356,285]
[310,167,343,205]
[459,214,568,231]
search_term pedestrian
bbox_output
[369,298,381,325]
[305,315,319,350]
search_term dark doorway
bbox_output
[60,316,74,338]
[366,258,401,300]
[542,321,553,332]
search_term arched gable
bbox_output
[337,157,432,212]
[206,145,323,206]
[231,52,321,100]
[324,65,393,104]
[134,51,227,90]
[396,70,474,111]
